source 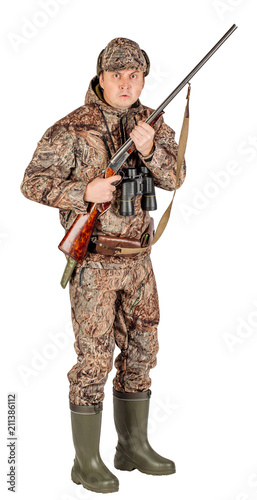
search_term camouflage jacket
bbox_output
[21,76,186,265]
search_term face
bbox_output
[99,69,145,109]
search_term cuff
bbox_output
[139,145,155,163]
[70,402,103,414]
[68,181,89,213]
[113,388,151,400]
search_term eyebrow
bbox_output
[112,70,140,75]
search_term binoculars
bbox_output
[120,165,157,216]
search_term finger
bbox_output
[137,121,149,130]
[133,125,153,141]
[106,175,121,184]
[130,129,144,142]
[138,122,155,137]
[137,120,152,130]
[137,121,155,136]
[132,125,145,136]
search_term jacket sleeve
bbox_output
[20,123,89,213]
[139,116,186,191]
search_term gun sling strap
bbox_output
[116,83,191,255]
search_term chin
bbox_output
[117,99,133,108]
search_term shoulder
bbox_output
[42,103,103,143]
[54,103,102,128]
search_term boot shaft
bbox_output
[70,402,119,493]
[113,389,176,475]
[113,389,151,445]
[70,408,102,455]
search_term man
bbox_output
[21,38,186,493]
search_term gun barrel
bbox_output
[109,24,238,166]
[148,24,238,122]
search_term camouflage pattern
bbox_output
[68,256,159,405]
[98,37,148,75]
[21,71,186,405]
[21,75,186,269]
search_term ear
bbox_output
[99,72,104,89]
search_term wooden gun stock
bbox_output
[58,165,118,288]
[58,164,120,260]
[58,204,98,264]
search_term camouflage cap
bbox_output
[97,38,150,76]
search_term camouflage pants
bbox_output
[67,256,160,406]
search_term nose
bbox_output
[119,76,130,89]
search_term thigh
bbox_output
[122,257,160,331]
[68,265,122,404]
[69,265,119,342]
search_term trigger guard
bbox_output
[112,171,124,186]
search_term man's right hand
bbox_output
[84,175,121,203]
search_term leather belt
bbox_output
[90,218,155,257]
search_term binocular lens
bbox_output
[120,199,135,216]
[141,194,157,211]
[120,180,136,216]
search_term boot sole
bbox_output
[71,468,119,493]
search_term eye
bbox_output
[131,74,137,79]
[113,73,120,79]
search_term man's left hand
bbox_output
[130,121,155,157]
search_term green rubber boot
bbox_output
[113,389,176,476]
[70,402,119,493]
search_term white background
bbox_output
[1,1,257,499]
